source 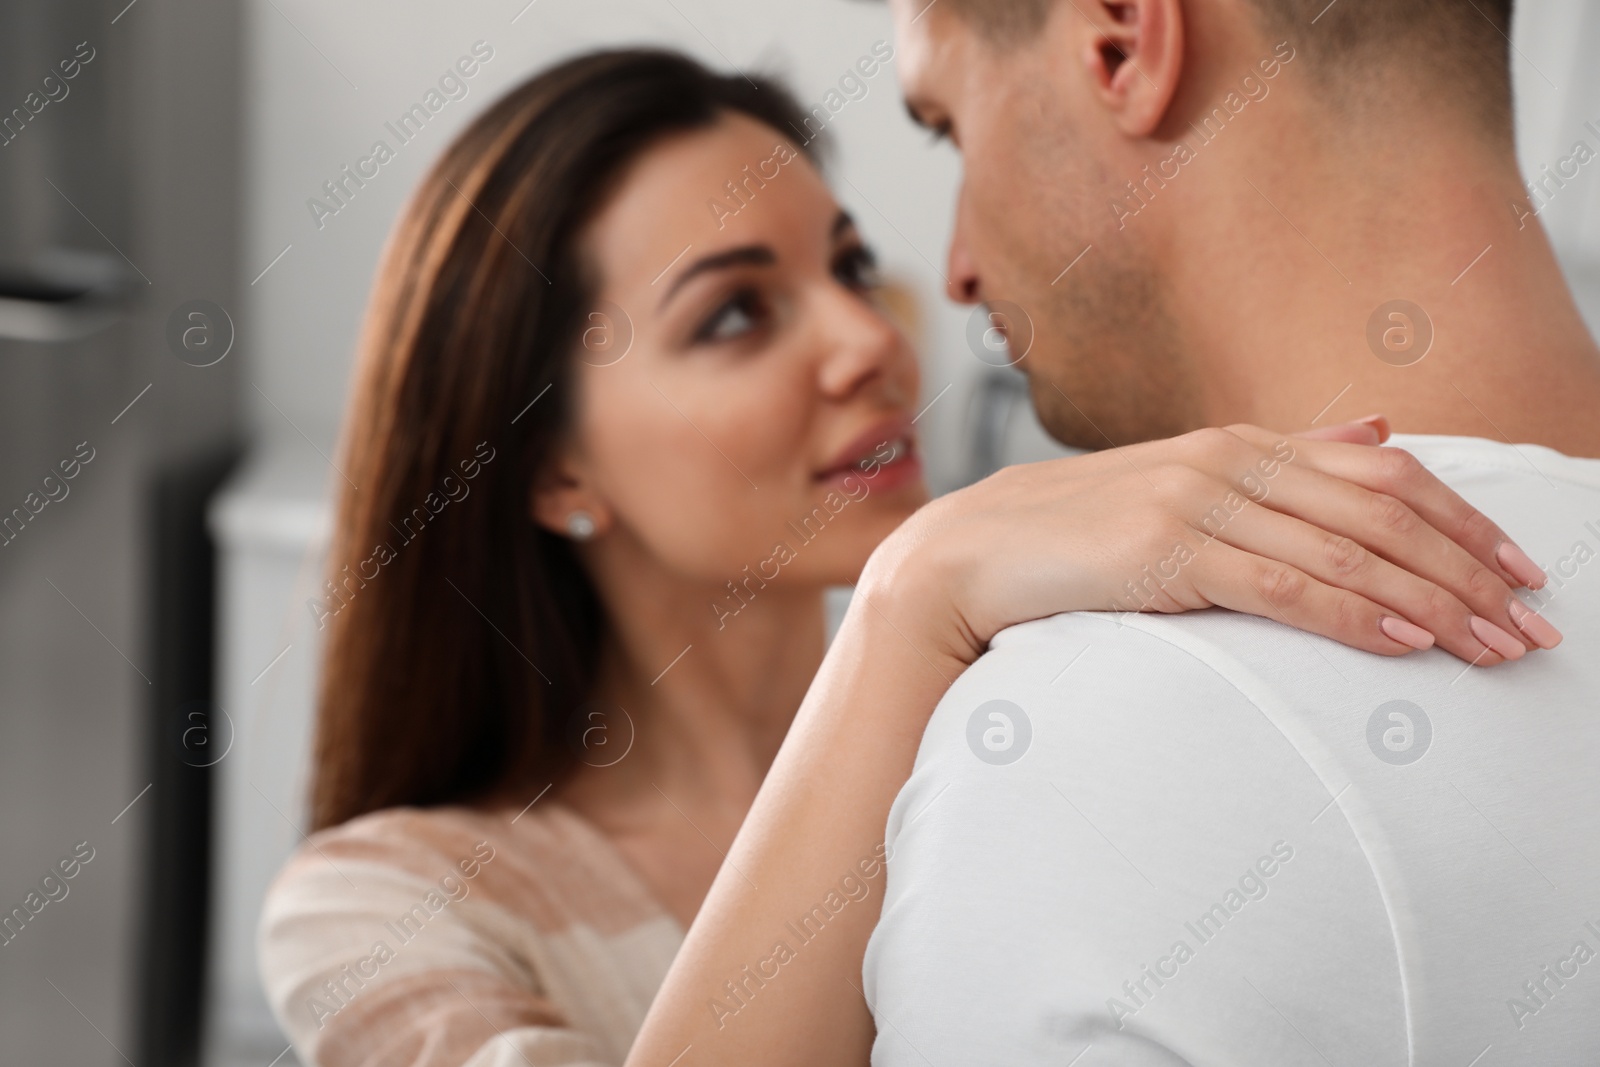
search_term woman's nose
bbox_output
[817,288,906,401]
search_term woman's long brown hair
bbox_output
[310,50,817,831]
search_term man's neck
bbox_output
[1171,120,1600,457]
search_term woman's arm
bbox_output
[261,816,622,1067]
[625,424,1551,1066]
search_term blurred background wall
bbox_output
[0,0,244,1064]
[1,1,1598,1064]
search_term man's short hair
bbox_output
[941,0,1514,130]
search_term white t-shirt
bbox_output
[863,435,1600,1067]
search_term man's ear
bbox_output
[1080,0,1184,137]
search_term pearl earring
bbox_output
[565,510,597,541]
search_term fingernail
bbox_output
[1354,414,1390,438]
[1380,616,1435,651]
[1508,600,1563,650]
[1469,615,1528,660]
[1496,540,1547,590]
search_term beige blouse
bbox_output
[258,803,684,1066]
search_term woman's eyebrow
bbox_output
[659,245,775,308]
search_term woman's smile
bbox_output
[813,416,920,491]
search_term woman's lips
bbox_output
[815,418,916,482]
[814,432,923,493]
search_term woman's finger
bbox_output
[1181,538,1437,659]
[1293,414,1390,445]
[1215,445,1556,652]
[1224,425,1547,592]
[1192,500,1528,665]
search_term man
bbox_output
[864,0,1600,1063]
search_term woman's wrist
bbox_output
[854,501,986,669]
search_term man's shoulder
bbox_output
[975,607,1287,684]
[871,610,1408,1066]
[915,610,1285,774]
[898,608,1349,856]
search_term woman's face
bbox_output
[542,112,928,597]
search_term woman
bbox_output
[259,49,1551,1067]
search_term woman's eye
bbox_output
[695,289,766,344]
[834,246,880,293]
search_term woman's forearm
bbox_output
[625,571,964,1066]
[623,425,1547,1064]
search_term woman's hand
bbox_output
[627,417,1557,1067]
[863,418,1556,669]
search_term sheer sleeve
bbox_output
[259,804,684,1067]
[260,841,616,1067]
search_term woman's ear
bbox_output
[531,449,609,541]
[1080,0,1184,137]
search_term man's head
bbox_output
[887,0,1517,448]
